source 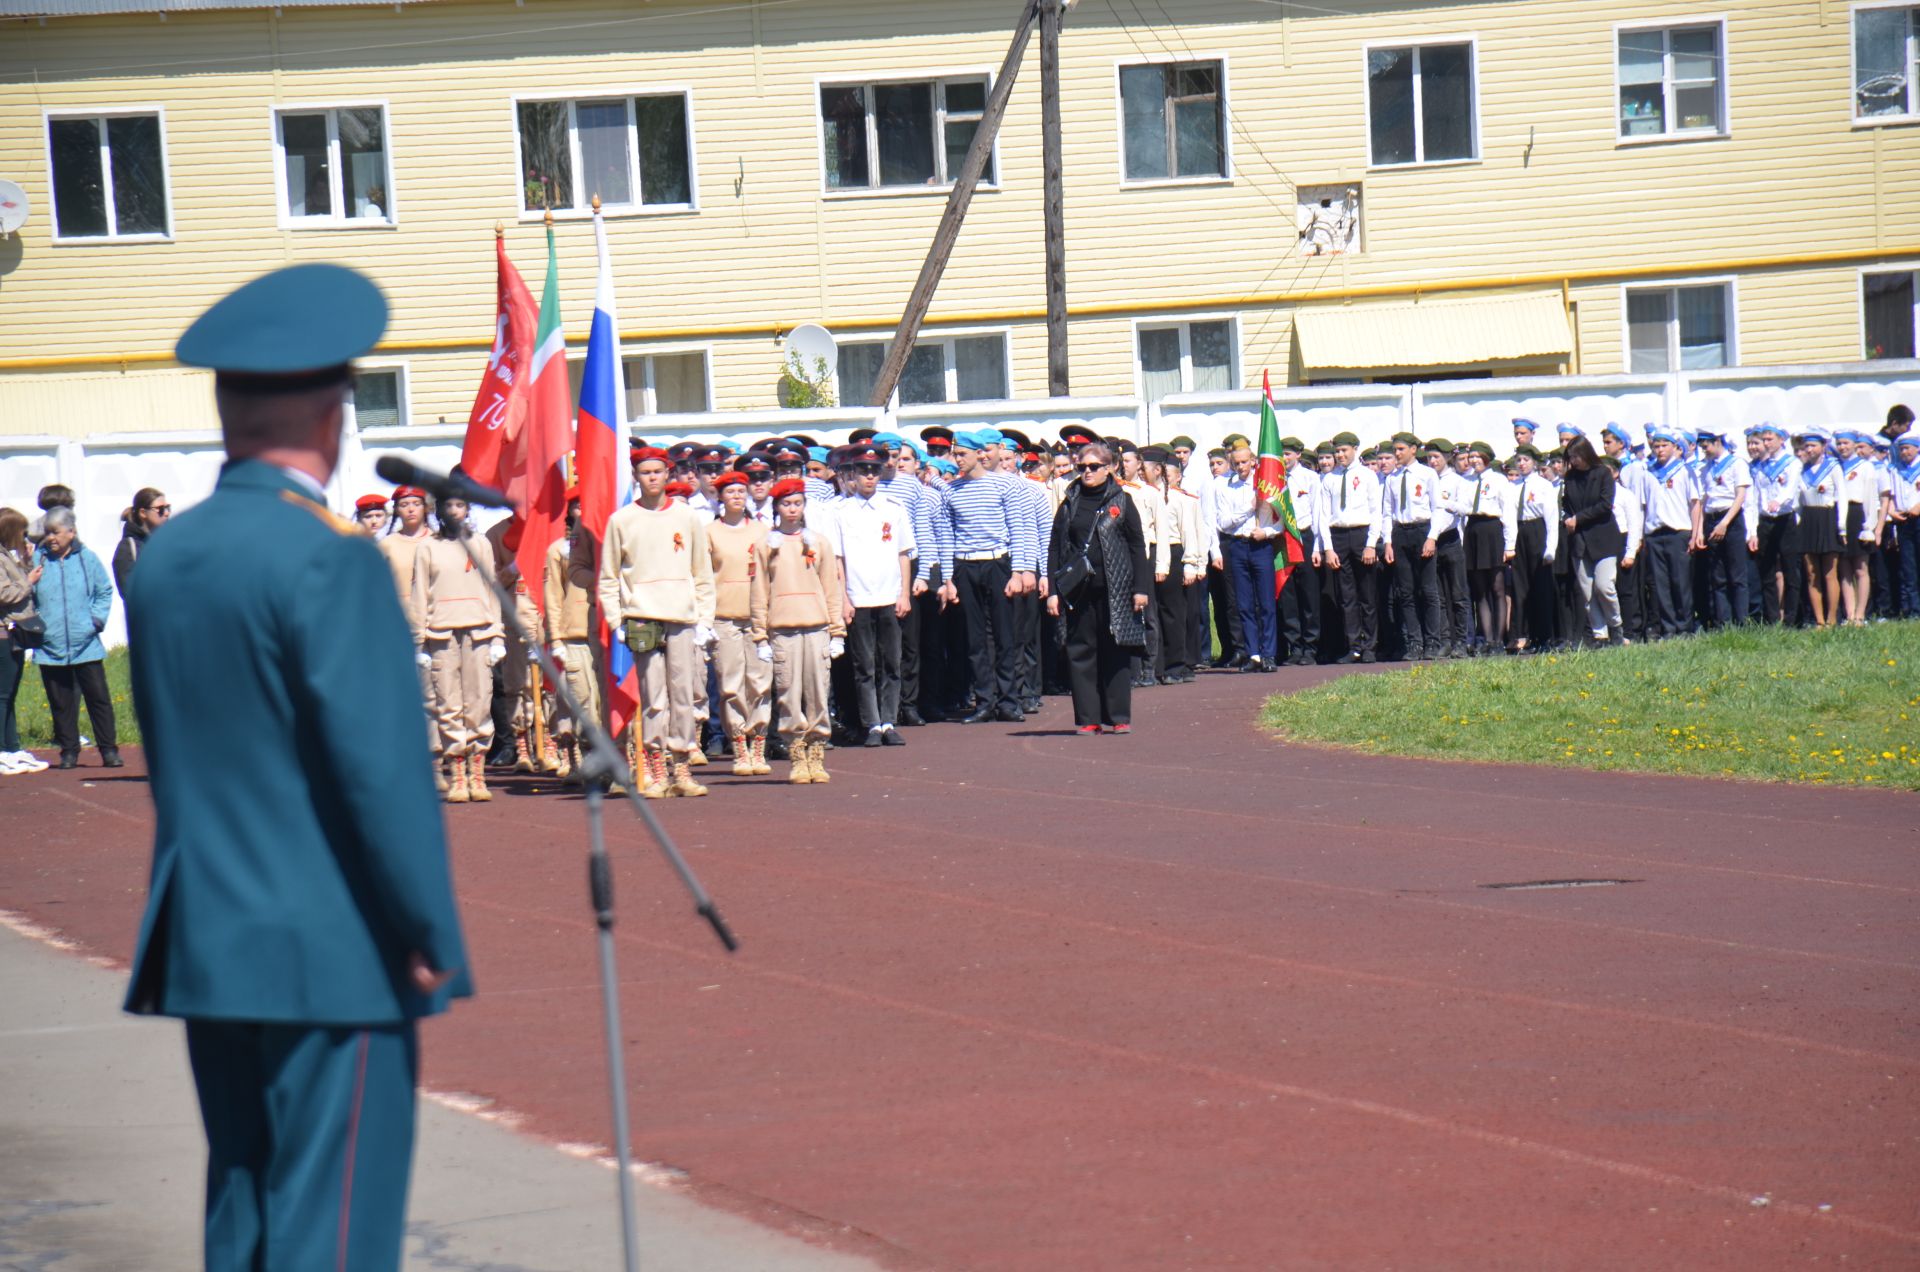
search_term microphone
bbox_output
[374,455,515,509]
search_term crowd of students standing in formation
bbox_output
[1201,405,1920,672]
[7,400,1912,788]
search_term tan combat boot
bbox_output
[445,755,471,804]
[512,728,533,773]
[749,735,772,776]
[433,756,450,795]
[731,734,755,777]
[687,742,709,768]
[786,736,814,785]
[467,752,493,802]
[541,733,560,773]
[808,740,830,785]
[640,746,671,800]
[669,754,708,798]
[552,736,574,780]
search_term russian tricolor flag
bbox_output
[576,208,639,739]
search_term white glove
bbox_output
[695,624,717,648]
[827,637,845,659]
[754,642,773,664]
[485,639,506,667]
[550,643,566,664]
[415,650,432,668]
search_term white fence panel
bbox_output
[1414,375,1672,448]
[1155,387,1410,454]
[1677,361,1920,436]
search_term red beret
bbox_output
[769,478,807,503]
[663,480,695,498]
[711,472,748,490]
[632,446,671,466]
[393,486,427,502]
[354,493,387,512]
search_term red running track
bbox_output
[4,664,1917,1269]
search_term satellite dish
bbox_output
[0,179,28,236]
[786,322,837,371]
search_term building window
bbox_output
[1367,42,1476,166]
[1119,61,1226,181]
[820,78,992,191]
[623,351,710,415]
[1137,319,1236,404]
[46,112,169,240]
[837,333,1009,406]
[1864,271,1918,359]
[517,94,694,214]
[1618,23,1726,138]
[352,366,406,428]
[1856,6,1919,118]
[1626,284,1732,372]
[275,106,391,225]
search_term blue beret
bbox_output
[871,431,906,448]
[973,427,1006,445]
[1511,418,1539,431]
[951,431,984,452]
[1601,423,1630,445]
[1870,435,1891,451]
[1556,422,1583,437]
[1647,428,1683,446]
[929,457,958,476]
[177,263,387,375]
[806,446,829,463]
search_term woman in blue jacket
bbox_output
[33,507,121,768]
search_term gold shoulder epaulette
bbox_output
[280,489,360,536]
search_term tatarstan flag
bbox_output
[518,223,574,608]
[1253,370,1304,595]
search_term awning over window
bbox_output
[1293,291,1573,372]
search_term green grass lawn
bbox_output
[15,647,140,751]
[1264,623,1920,790]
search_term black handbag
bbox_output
[1053,547,1094,601]
[7,614,45,650]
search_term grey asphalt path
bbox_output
[0,921,879,1272]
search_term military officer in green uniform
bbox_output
[123,263,472,1272]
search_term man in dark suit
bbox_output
[123,263,471,1272]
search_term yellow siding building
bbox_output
[0,0,1915,437]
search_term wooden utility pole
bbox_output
[868,0,1043,408]
[1041,0,1069,395]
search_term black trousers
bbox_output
[1327,526,1377,657]
[1704,532,1750,628]
[1065,586,1132,727]
[1014,591,1042,701]
[1755,515,1804,625]
[899,572,925,708]
[956,557,1019,713]
[1207,562,1242,664]
[1156,546,1189,678]
[1433,531,1469,651]
[847,605,903,729]
[0,645,22,751]
[40,660,117,757]
[1645,528,1693,637]
[1616,556,1647,640]
[1511,518,1552,644]
[1278,550,1321,662]
[1387,525,1443,656]
[1133,573,1159,681]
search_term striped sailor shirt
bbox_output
[939,470,1039,578]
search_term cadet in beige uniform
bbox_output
[1119,445,1172,688]
[751,478,847,785]
[597,447,717,799]
[706,472,773,776]
[411,495,505,803]
[541,489,593,780]
[483,514,550,774]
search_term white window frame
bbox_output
[834,327,1014,407]
[1361,36,1482,169]
[622,345,716,417]
[1618,278,1739,373]
[1852,2,1920,124]
[814,70,1001,198]
[1613,17,1731,144]
[42,105,173,244]
[1112,54,1235,188]
[350,360,411,430]
[1859,265,1920,359]
[1131,315,1242,401]
[509,88,700,220]
[270,101,397,230]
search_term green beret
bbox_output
[1170,435,1198,450]
[1424,438,1455,453]
[1513,443,1542,461]
[1391,431,1422,447]
[1331,431,1360,448]
[1469,441,1496,460]
[1206,447,1227,459]
[1279,436,1306,453]
[1313,442,1334,456]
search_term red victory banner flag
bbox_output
[460,228,538,498]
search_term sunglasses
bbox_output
[695,464,726,476]
[1075,461,1107,472]
[847,464,883,476]
[151,504,172,516]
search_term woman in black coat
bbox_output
[1558,438,1625,643]
[1046,443,1150,733]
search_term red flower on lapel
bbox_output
[672,532,685,552]
[1107,505,1121,520]
[882,522,892,542]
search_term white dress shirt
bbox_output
[834,492,915,607]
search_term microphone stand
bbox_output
[453,528,738,1272]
